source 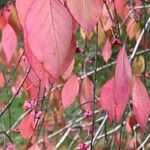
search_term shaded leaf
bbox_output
[133,55,145,75]
[29,143,40,150]
[0,71,5,87]
[44,135,56,150]
[126,113,137,133]
[25,40,53,91]
[61,74,79,108]
[132,77,150,131]
[115,0,129,20]
[63,59,74,80]
[102,38,112,63]
[126,136,141,150]
[127,19,140,40]
[19,112,35,139]
[79,77,94,112]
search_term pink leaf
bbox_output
[114,46,132,122]
[132,77,150,131]
[61,74,79,108]
[100,78,116,121]
[102,39,112,63]
[6,142,16,150]
[79,77,94,112]
[25,0,74,81]
[25,35,76,90]
[29,143,40,150]
[115,0,129,20]
[25,40,53,91]
[2,24,17,62]
[19,113,35,139]
[16,0,33,26]
[67,0,103,35]
[63,59,74,80]
[126,137,141,149]
[44,135,56,150]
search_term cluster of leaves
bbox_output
[0,0,150,149]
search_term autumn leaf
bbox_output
[102,38,112,63]
[79,77,94,112]
[2,24,17,62]
[67,0,103,35]
[100,78,116,121]
[16,0,33,26]
[114,46,132,122]
[132,77,150,131]
[0,71,5,87]
[61,74,79,108]
[25,0,74,81]
[19,112,35,139]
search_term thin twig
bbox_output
[137,133,150,150]
[7,51,25,83]
[0,131,13,143]
[0,66,31,118]
[6,110,31,134]
[120,4,150,28]
[129,16,150,61]
[92,115,108,144]
[56,127,72,148]
[86,120,126,146]
[90,23,99,150]
[68,133,79,150]
[50,48,150,93]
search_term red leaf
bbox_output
[114,46,132,122]
[0,71,5,88]
[61,74,79,108]
[79,77,94,112]
[125,114,137,133]
[67,0,103,35]
[100,78,115,121]
[132,77,150,131]
[19,113,35,139]
[102,39,112,63]
[23,77,39,99]
[25,0,74,80]
[0,15,6,29]
[2,24,17,62]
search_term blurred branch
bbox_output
[92,115,108,145]
[120,4,150,28]
[6,110,31,134]
[56,127,72,148]
[129,17,150,61]
[51,48,150,93]
[137,133,150,150]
